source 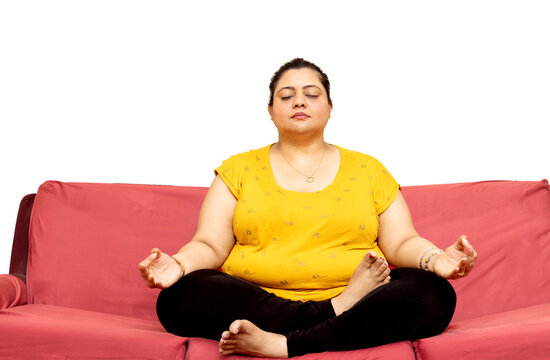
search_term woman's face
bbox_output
[268,68,332,138]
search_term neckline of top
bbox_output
[265,143,344,194]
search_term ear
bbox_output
[267,105,273,120]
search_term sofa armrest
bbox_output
[0,274,27,309]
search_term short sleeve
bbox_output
[369,157,400,214]
[214,155,244,199]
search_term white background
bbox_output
[1,1,548,274]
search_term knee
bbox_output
[423,273,456,333]
[157,269,221,306]
[392,268,457,335]
[156,269,221,334]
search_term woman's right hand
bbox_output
[139,248,183,289]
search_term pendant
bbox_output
[306,177,315,183]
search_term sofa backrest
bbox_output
[401,180,550,322]
[27,181,208,321]
[27,180,550,323]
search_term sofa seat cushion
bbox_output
[0,304,186,360]
[413,303,550,360]
[185,337,416,360]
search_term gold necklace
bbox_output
[278,143,327,183]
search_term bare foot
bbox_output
[331,251,391,315]
[218,319,288,358]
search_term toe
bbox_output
[368,251,378,262]
[372,257,385,271]
[229,319,242,335]
[219,339,236,353]
[375,260,387,274]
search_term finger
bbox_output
[139,268,150,281]
[143,276,154,288]
[462,238,478,266]
[138,253,160,281]
[463,239,477,270]
[457,258,468,277]
[454,235,468,252]
[150,249,160,260]
[139,251,159,269]
[462,238,474,255]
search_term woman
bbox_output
[139,58,477,358]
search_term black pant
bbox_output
[156,268,456,357]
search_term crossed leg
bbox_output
[156,252,456,358]
[218,251,391,357]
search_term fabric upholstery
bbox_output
[0,304,186,359]
[9,194,35,284]
[0,274,27,310]
[185,337,416,360]
[413,303,550,360]
[401,180,550,322]
[27,181,207,321]
[3,179,549,359]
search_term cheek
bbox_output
[312,104,331,117]
[272,103,290,117]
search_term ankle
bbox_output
[274,334,289,358]
[330,296,346,316]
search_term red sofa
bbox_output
[1,179,549,360]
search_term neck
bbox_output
[276,136,327,157]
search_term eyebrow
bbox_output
[277,85,322,94]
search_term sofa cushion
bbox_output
[185,337,416,360]
[413,303,550,360]
[0,304,186,359]
[401,180,550,322]
[27,181,207,320]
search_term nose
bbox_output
[293,92,306,108]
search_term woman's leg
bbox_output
[285,268,456,357]
[158,267,455,357]
[156,269,335,340]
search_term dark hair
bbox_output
[268,58,332,107]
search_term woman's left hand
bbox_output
[432,235,478,279]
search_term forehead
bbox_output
[275,68,323,91]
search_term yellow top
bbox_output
[215,144,400,302]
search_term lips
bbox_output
[292,112,309,119]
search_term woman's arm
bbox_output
[139,175,237,288]
[377,191,477,279]
[171,175,237,274]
